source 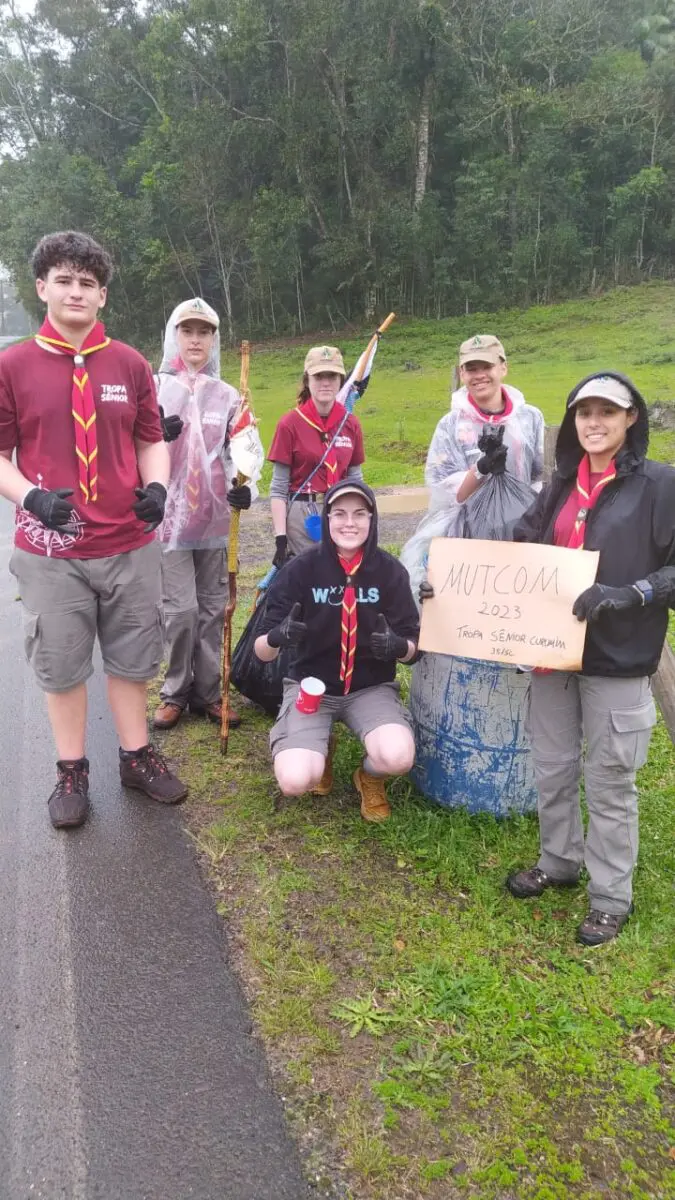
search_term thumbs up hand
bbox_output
[369,613,409,661]
[267,601,308,649]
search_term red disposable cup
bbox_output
[295,677,326,714]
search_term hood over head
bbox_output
[556,371,649,478]
[320,479,379,565]
[160,298,221,377]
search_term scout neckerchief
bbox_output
[534,452,617,678]
[337,549,364,694]
[35,318,111,503]
[566,453,616,549]
[295,397,344,488]
[466,388,513,423]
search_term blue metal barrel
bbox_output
[409,652,538,816]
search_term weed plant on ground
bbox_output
[152,567,675,1200]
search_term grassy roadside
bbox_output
[221,282,675,492]
[153,571,675,1200]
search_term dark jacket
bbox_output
[259,480,420,695]
[514,371,675,677]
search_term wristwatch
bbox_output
[632,579,654,605]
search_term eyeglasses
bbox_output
[327,509,372,522]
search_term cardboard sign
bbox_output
[419,538,599,671]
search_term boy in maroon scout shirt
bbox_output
[0,230,187,828]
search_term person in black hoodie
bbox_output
[505,373,675,945]
[254,479,419,821]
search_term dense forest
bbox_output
[0,0,674,344]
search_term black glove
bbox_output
[23,487,77,531]
[133,482,167,533]
[476,424,508,476]
[227,483,251,511]
[572,583,643,623]
[267,601,308,649]
[419,580,435,603]
[273,534,289,569]
[369,614,410,662]
[159,405,183,443]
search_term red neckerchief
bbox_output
[337,549,364,694]
[535,453,616,677]
[35,317,111,503]
[295,397,343,486]
[466,387,513,423]
[566,454,616,549]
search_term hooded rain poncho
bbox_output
[158,302,262,551]
[401,384,544,598]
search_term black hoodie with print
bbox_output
[259,480,420,695]
[514,371,675,677]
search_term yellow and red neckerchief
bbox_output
[35,318,111,503]
[337,549,364,694]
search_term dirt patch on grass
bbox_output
[238,486,424,568]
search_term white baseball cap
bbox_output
[327,485,374,510]
[173,297,219,329]
[569,376,634,409]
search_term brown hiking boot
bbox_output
[48,758,90,829]
[313,738,335,796]
[506,865,580,899]
[353,766,391,822]
[153,701,183,731]
[190,699,241,729]
[577,906,633,947]
[119,744,188,805]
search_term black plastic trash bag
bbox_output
[231,591,290,717]
[461,425,537,541]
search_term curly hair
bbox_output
[31,231,114,287]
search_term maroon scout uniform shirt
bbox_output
[267,407,365,494]
[0,337,163,558]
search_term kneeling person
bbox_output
[254,481,419,821]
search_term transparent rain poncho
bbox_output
[157,302,262,551]
[401,385,544,599]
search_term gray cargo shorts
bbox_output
[10,541,163,693]
[270,678,413,757]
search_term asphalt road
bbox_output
[0,505,312,1200]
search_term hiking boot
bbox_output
[48,758,90,829]
[353,766,391,822]
[190,699,241,729]
[119,744,188,805]
[312,738,335,796]
[153,701,183,730]
[576,905,633,947]
[506,865,579,899]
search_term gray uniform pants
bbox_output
[528,672,656,914]
[286,499,324,555]
[160,547,228,708]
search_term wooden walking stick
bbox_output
[220,339,256,754]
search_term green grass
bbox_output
[165,284,675,1197]
[153,562,675,1200]
[222,281,675,491]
